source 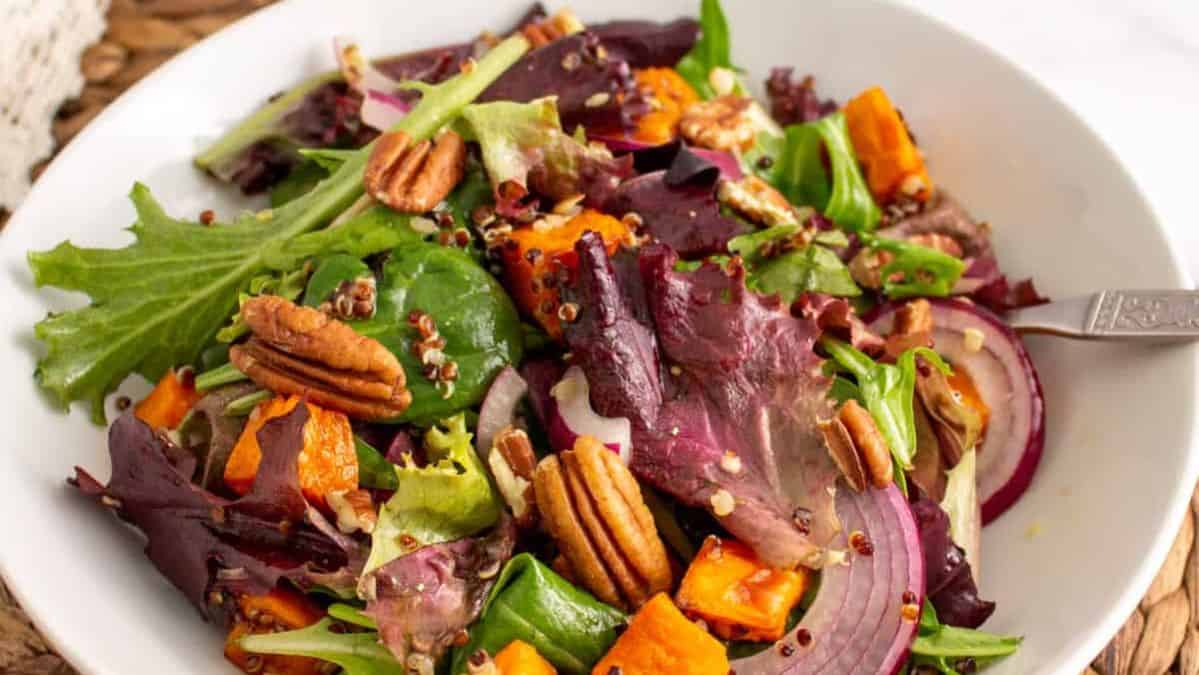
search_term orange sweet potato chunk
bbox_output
[631,67,700,145]
[844,86,933,204]
[223,395,357,510]
[675,536,808,642]
[495,639,557,675]
[502,209,631,338]
[591,593,729,675]
[224,587,325,675]
[134,369,201,430]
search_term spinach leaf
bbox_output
[353,242,523,424]
[751,244,861,301]
[27,36,530,422]
[366,414,501,572]
[675,0,744,99]
[820,337,950,470]
[239,618,400,675]
[303,254,372,308]
[861,234,967,299]
[450,554,626,675]
[353,436,398,491]
[908,603,1022,673]
[726,223,801,265]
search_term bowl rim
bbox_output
[6,1,1198,673]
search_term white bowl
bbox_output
[2,1,1196,673]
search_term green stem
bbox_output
[224,389,272,417]
[819,336,873,379]
[194,362,248,391]
[194,71,341,173]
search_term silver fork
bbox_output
[1007,289,1199,341]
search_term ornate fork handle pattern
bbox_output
[1007,289,1199,341]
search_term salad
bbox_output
[29,1,1050,673]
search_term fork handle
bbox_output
[1005,289,1199,341]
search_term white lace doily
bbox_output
[1,0,109,210]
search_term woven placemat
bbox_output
[0,2,1194,674]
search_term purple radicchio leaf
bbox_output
[590,18,700,68]
[72,406,363,621]
[363,517,516,665]
[602,170,749,258]
[793,292,886,357]
[910,492,996,628]
[765,68,838,126]
[551,233,843,569]
[478,32,641,135]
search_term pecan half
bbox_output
[718,175,806,227]
[519,9,584,48]
[533,436,672,610]
[679,95,756,153]
[364,130,467,214]
[327,488,378,534]
[488,426,539,528]
[229,296,411,420]
[820,399,893,490]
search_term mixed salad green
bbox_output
[36,2,1052,674]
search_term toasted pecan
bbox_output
[533,437,672,610]
[488,426,539,528]
[364,129,467,214]
[679,95,756,153]
[230,296,410,421]
[821,399,893,490]
[519,8,584,48]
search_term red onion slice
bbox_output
[869,299,1046,524]
[734,485,924,674]
[333,38,412,131]
[475,367,528,454]
[546,366,632,464]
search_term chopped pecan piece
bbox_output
[885,298,934,359]
[488,426,539,528]
[533,436,672,610]
[327,488,378,534]
[519,8,584,48]
[229,296,411,421]
[717,175,806,227]
[364,129,467,214]
[820,399,893,491]
[679,95,756,153]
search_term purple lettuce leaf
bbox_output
[363,517,516,665]
[765,68,838,126]
[554,234,843,569]
[72,406,362,620]
[910,493,995,628]
[590,18,700,68]
[793,292,886,357]
[479,32,640,135]
[602,170,749,258]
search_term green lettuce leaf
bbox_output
[353,241,522,423]
[302,254,373,308]
[675,0,745,99]
[751,244,861,301]
[270,160,330,207]
[450,553,626,675]
[365,414,501,573]
[821,337,950,470]
[861,233,967,299]
[239,618,399,675]
[27,35,530,422]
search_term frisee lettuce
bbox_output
[365,414,501,573]
[27,35,530,422]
